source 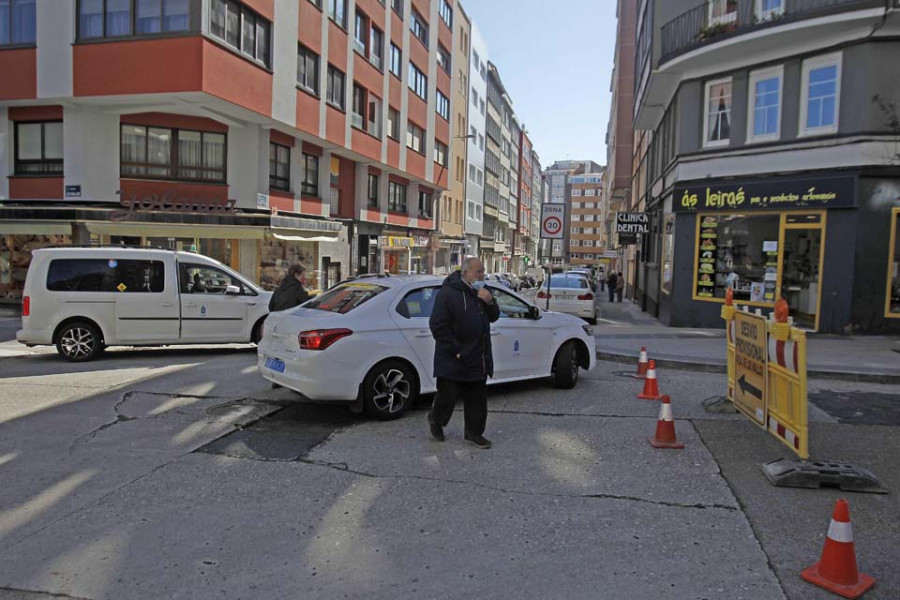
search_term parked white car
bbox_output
[17,247,271,361]
[258,276,596,420]
[536,274,598,324]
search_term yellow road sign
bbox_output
[733,310,767,426]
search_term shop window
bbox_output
[47,259,165,293]
[258,238,317,291]
[704,78,732,148]
[14,121,63,175]
[661,215,675,295]
[120,124,226,182]
[269,142,290,191]
[389,181,407,213]
[800,52,841,137]
[301,153,319,196]
[887,208,900,317]
[694,213,779,303]
[297,45,320,96]
[1,0,36,45]
[326,65,346,110]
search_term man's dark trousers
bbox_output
[429,377,487,437]
[608,284,616,302]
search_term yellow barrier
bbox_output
[721,295,809,459]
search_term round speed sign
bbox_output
[543,216,562,236]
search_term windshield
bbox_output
[545,275,589,289]
[303,282,386,314]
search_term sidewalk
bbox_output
[594,295,900,383]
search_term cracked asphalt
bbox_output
[0,342,898,600]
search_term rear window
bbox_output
[46,259,165,293]
[303,282,386,314]
[546,275,588,289]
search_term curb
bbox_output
[595,350,900,384]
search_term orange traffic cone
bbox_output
[637,360,662,400]
[801,499,875,599]
[648,395,684,449]
[633,346,649,379]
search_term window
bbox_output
[439,0,453,26]
[661,215,675,295]
[326,65,345,110]
[301,153,319,196]
[208,0,269,67]
[572,189,582,197]
[408,62,427,100]
[434,140,448,167]
[387,107,400,140]
[888,208,900,317]
[584,189,597,196]
[269,142,290,191]
[353,10,368,55]
[436,91,450,120]
[703,77,732,147]
[390,0,402,18]
[410,9,427,47]
[14,121,63,175]
[583,254,594,260]
[406,121,424,154]
[308,0,321,6]
[708,0,737,26]
[352,84,366,129]
[469,125,477,139]
[367,173,379,208]
[755,0,783,20]
[120,124,225,182]
[396,286,440,318]
[478,133,484,150]
[388,181,407,212]
[476,169,483,186]
[747,66,782,142]
[1,0,35,44]
[179,263,249,295]
[47,259,165,293]
[305,282,386,314]
[327,0,346,29]
[493,288,531,319]
[479,98,485,115]
[78,0,191,39]
[389,43,402,77]
[800,53,841,136]
[468,164,476,183]
[297,45,320,95]
[418,189,432,217]
[370,26,383,70]
[437,43,450,74]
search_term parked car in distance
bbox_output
[536,274,597,324]
[17,247,271,362]
[485,274,512,289]
[258,276,596,420]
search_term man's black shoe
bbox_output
[464,434,492,449]
[429,421,445,442]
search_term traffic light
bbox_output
[524,256,531,265]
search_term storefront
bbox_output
[662,173,900,334]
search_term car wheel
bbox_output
[362,360,418,420]
[251,319,265,345]
[586,315,598,326]
[56,322,104,362]
[552,342,579,389]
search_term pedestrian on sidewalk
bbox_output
[427,256,500,449]
[616,271,625,302]
[598,268,606,292]
[268,264,311,312]
[607,270,618,302]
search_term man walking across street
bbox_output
[268,264,311,312]
[427,257,501,449]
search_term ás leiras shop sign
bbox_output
[674,175,856,213]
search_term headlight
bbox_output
[582,325,594,336]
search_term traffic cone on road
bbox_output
[801,499,875,599]
[637,360,662,400]
[633,346,649,379]
[648,395,684,449]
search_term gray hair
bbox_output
[462,256,481,271]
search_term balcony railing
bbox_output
[660,0,883,64]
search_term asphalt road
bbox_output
[0,329,897,599]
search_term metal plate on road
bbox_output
[733,311,767,426]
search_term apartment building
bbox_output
[518,131,533,274]
[569,167,607,271]
[541,160,604,267]
[529,148,542,257]
[0,0,458,300]
[632,0,900,333]
[506,114,520,272]
[463,21,487,259]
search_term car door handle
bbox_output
[161,302,175,307]
[185,303,198,308]
[414,329,431,338]
[247,302,256,306]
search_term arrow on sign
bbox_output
[738,375,762,400]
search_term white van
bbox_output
[17,247,272,362]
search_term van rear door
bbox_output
[113,255,181,343]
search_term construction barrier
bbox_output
[722,294,809,459]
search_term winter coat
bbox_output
[608,272,618,288]
[429,270,501,382]
[268,276,311,312]
[615,276,625,291]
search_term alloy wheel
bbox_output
[60,327,94,360]
[371,368,411,414]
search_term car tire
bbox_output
[586,315,598,326]
[56,321,105,362]
[362,360,418,420]
[251,318,265,345]
[552,341,579,389]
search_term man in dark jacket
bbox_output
[607,270,618,303]
[427,257,501,449]
[268,264,311,312]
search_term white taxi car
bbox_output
[535,273,597,324]
[258,276,596,420]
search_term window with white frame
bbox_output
[584,188,596,196]
[755,0,783,21]
[469,164,476,183]
[747,66,782,142]
[572,189,582,197]
[708,0,737,26]
[800,53,841,137]
[704,77,732,147]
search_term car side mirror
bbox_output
[225,284,241,295]
[528,305,541,320]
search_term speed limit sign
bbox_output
[540,203,566,239]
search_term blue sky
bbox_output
[461,0,618,169]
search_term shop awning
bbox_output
[85,222,264,239]
[0,222,71,235]
[270,231,339,243]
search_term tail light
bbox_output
[298,328,352,350]
[22,296,30,317]
[577,293,594,301]
[537,291,551,299]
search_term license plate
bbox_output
[264,356,286,373]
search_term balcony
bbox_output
[661,0,884,65]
